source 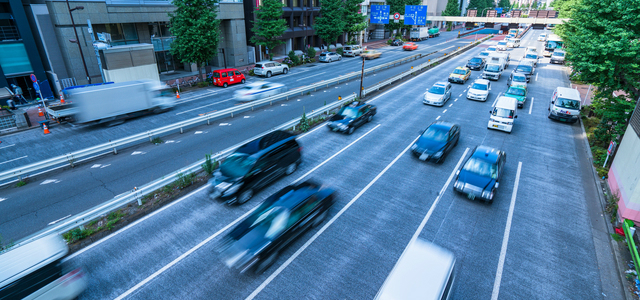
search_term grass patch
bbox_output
[16,180,27,187]
[611,233,625,242]
[605,191,620,224]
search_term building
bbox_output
[361,0,450,42]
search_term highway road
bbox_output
[0,30,477,243]
[49,29,621,299]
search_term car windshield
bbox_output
[555,97,581,109]
[471,83,488,91]
[463,157,498,179]
[470,58,483,63]
[255,64,263,68]
[421,127,448,142]
[553,52,565,57]
[453,69,466,75]
[513,75,527,82]
[428,86,445,94]
[220,153,256,178]
[492,107,514,119]
[249,206,290,240]
[479,52,489,57]
[487,47,496,51]
[486,65,500,72]
[507,87,525,96]
[516,65,532,73]
[498,41,507,45]
[525,54,537,59]
[338,107,359,118]
[320,53,327,56]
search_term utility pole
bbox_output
[359,56,365,99]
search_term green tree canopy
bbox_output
[385,0,420,32]
[344,0,367,43]
[498,0,510,10]
[467,0,493,16]
[169,0,220,80]
[251,0,288,60]
[314,0,346,46]
[442,0,461,30]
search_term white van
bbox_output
[375,238,456,300]
[506,38,521,48]
[548,87,581,123]
[488,96,518,133]
[0,234,86,299]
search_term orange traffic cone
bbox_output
[43,123,50,134]
[38,107,44,117]
[176,91,180,99]
[60,93,65,104]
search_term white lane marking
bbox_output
[246,136,422,300]
[91,164,102,168]
[528,97,534,114]
[535,73,538,81]
[165,140,175,144]
[0,144,15,150]
[459,94,463,97]
[443,109,447,113]
[449,103,453,107]
[195,131,204,134]
[436,116,441,120]
[219,123,231,126]
[244,116,254,118]
[0,155,27,165]
[101,164,111,168]
[297,72,326,81]
[491,162,523,300]
[292,124,381,185]
[131,151,147,155]
[175,98,234,115]
[40,179,60,185]
[48,214,72,225]
[491,92,503,107]
[281,104,289,106]
[0,198,6,202]
[174,90,219,105]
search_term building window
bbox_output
[293,0,299,7]
[0,43,34,76]
[93,23,139,46]
[281,0,286,5]
[313,0,319,7]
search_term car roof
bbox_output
[473,79,490,85]
[471,146,501,163]
[519,60,535,66]
[429,121,456,131]
[214,68,238,73]
[511,72,527,77]
[235,130,296,155]
[256,60,277,64]
[264,181,323,210]
[454,66,469,71]
[553,49,566,53]
[556,87,581,99]
[433,81,450,87]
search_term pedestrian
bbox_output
[11,84,27,104]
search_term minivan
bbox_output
[488,96,518,133]
[506,38,521,48]
[0,234,86,299]
[548,87,581,123]
[208,130,302,204]
[212,68,246,88]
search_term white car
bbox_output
[467,79,491,101]
[525,47,537,54]
[253,61,289,78]
[538,33,547,41]
[486,46,498,52]
[496,41,508,51]
[423,82,452,106]
[234,82,286,101]
[523,52,538,66]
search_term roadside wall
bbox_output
[609,125,640,221]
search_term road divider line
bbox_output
[297,72,326,81]
[176,98,235,115]
[491,161,523,300]
[0,155,27,165]
[529,97,534,114]
[535,73,538,82]
[0,144,15,150]
[246,136,421,300]
[443,109,447,113]
[436,116,441,120]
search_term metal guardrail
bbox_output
[10,34,493,249]
[623,219,640,277]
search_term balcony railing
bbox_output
[0,26,20,41]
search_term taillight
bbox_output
[298,147,302,152]
[61,268,84,286]
[262,66,264,69]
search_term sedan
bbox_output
[466,57,486,70]
[318,52,342,63]
[523,53,538,66]
[327,101,376,134]
[453,146,506,203]
[403,42,418,51]
[496,41,508,51]
[423,82,452,106]
[504,86,527,108]
[448,67,471,84]
[361,50,382,60]
[391,39,404,46]
[507,72,528,89]
[411,121,460,163]
[234,82,286,101]
[467,79,491,101]
[218,181,335,274]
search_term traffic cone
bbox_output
[43,123,50,134]
[176,91,180,99]
[60,93,65,104]
[38,107,44,117]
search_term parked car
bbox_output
[208,130,302,204]
[253,61,289,78]
[234,82,287,101]
[507,72,528,89]
[343,45,363,57]
[319,52,342,63]
[423,82,452,106]
[410,121,460,163]
[391,39,404,46]
[504,85,528,108]
[467,79,491,101]
[212,68,246,88]
[218,180,335,273]
[523,52,538,66]
[403,42,418,51]
[453,145,506,203]
[327,101,376,134]
[361,50,382,60]
[466,57,486,71]
[550,49,566,64]
[448,67,471,84]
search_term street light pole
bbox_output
[359,56,365,99]
[66,0,91,84]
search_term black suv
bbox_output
[208,130,302,205]
[466,57,486,71]
[327,102,377,134]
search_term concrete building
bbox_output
[361,0,449,42]
[608,102,640,222]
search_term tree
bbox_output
[169,0,221,81]
[343,0,367,43]
[541,3,547,9]
[385,0,420,33]
[467,0,493,16]
[314,0,346,46]
[251,0,288,60]
[442,0,461,30]
[498,0,510,10]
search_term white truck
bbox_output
[489,52,510,68]
[410,27,429,41]
[482,63,504,81]
[45,80,175,126]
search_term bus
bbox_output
[543,33,564,57]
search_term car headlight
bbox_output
[411,144,417,150]
[454,180,463,189]
[434,151,444,158]
[339,123,348,129]
[482,189,494,199]
[222,183,242,196]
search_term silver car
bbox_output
[253,61,289,78]
[319,52,342,63]
[550,49,566,64]
[343,45,363,57]
[423,82,452,106]
[234,82,287,101]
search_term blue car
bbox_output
[411,121,460,163]
[453,146,506,203]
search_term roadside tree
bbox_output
[314,0,346,47]
[442,0,461,31]
[344,0,367,44]
[251,0,288,60]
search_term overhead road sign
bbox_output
[404,5,427,26]
[371,5,390,24]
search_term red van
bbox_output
[212,68,246,88]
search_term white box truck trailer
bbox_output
[410,27,429,41]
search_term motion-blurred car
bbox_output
[253,61,289,78]
[466,57,486,71]
[319,52,342,63]
[218,181,335,273]
[453,145,506,203]
[507,72,528,89]
[234,82,286,101]
[448,67,471,84]
[423,82,452,106]
[523,52,538,66]
[403,42,418,51]
[208,130,302,204]
[467,79,491,101]
[327,101,376,134]
[504,85,528,108]
[391,39,404,46]
[410,121,460,163]
[496,41,508,51]
[361,50,382,60]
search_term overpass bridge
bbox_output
[387,15,568,25]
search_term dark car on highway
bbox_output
[208,130,302,205]
[219,181,335,273]
[466,57,486,71]
[391,39,404,46]
[411,121,460,163]
[453,146,506,203]
[327,101,376,134]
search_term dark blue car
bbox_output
[453,146,506,203]
[327,101,376,134]
[411,121,460,163]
